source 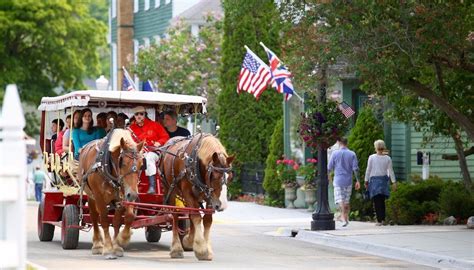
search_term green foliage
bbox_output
[0,0,106,104]
[263,118,284,206]
[299,92,349,151]
[439,181,474,220]
[298,158,317,189]
[24,112,40,136]
[348,106,384,179]
[134,16,223,116]
[218,0,283,167]
[387,178,445,224]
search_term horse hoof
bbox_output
[114,246,124,257]
[104,253,117,260]
[92,246,103,255]
[195,250,209,261]
[170,250,184,259]
[182,236,193,251]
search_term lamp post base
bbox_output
[311,213,335,231]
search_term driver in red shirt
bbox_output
[129,106,169,193]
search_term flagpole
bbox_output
[258,42,304,103]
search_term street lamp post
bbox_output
[311,66,335,231]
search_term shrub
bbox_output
[263,118,284,207]
[439,181,474,221]
[386,178,444,224]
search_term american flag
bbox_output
[237,52,271,99]
[338,101,355,118]
[262,45,294,101]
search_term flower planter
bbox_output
[304,189,317,211]
[284,186,297,209]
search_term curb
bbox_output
[295,230,474,270]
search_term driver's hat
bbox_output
[133,106,146,114]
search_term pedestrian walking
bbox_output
[364,139,397,226]
[328,137,360,227]
[33,166,47,202]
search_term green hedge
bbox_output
[386,177,474,224]
[263,117,284,207]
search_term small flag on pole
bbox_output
[260,42,294,101]
[338,101,356,118]
[122,66,137,91]
[237,46,271,99]
[142,80,155,92]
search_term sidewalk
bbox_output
[216,202,474,269]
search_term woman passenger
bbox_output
[71,108,106,159]
[62,110,81,155]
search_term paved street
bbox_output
[27,201,433,270]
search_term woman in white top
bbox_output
[364,140,397,226]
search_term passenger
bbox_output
[62,110,81,154]
[55,114,71,156]
[50,118,64,153]
[96,112,107,130]
[163,110,191,138]
[117,112,129,128]
[106,111,118,132]
[129,106,169,193]
[72,108,106,160]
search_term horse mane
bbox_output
[108,129,137,152]
[197,135,228,165]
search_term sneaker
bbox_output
[342,221,349,227]
[375,222,382,226]
[147,187,156,194]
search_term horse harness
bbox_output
[157,133,232,206]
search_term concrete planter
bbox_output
[284,187,297,209]
[304,189,317,211]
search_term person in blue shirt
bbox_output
[72,108,106,160]
[33,166,47,202]
[328,137,360,227]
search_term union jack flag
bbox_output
[237,50,271,99]
[338,101,356,118]
[262,44,294,101]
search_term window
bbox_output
[112,43,117,91]
[153,35,161,44]
[133,39,139,63]
[143,38,150,48]
[111,0,117,18]
[165,0,171,5]
[134,0,139,12]
[145,0,150,10]
[155,0,160,8]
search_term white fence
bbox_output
[0,84,26,270]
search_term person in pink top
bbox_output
[55,114,71,156]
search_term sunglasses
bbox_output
[134,112,145,116]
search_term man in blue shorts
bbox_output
[328,137,360,227]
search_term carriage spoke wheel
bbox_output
[145,226,162,243]
[37,200,55,241]
[61,205,80,249]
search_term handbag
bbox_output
[362,190,370,201]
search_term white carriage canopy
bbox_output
[38,90,207,115]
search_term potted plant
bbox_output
[299,158,318,211]
[276,157,299,208]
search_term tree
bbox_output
[280,1,473,189]
[134,16,223,116]
[263,117,284,207]
[0,0,106,105]
[218,0,282,166]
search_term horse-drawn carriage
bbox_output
[37,90,233,260]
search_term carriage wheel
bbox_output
[61,205,80,249]
[37,200,55,241]
[145,226,162,243]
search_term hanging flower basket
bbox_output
[299,92,349,152]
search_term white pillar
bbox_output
[0,84,26,270]
[422,152,430,180]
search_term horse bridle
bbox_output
[112,148,142,185]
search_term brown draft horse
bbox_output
[78,129,144,259]
[159,133,234,260]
